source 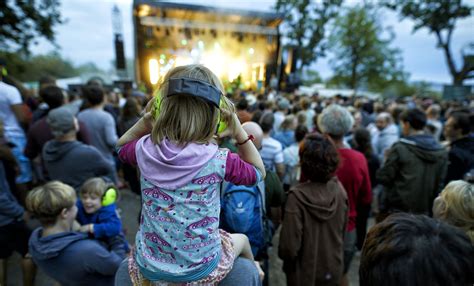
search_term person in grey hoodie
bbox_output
[377,109,447,217]
[373,112,399,162]
[42,107,115,190]
[27,181,122,286]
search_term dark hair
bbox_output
[82,86,105,106]
[237,98,248,110]
[39,86,64,110]
[39,75,56,87]
[353,128,373,159]
[294,125,308,142]
[300,134,339,183]
[360,213,474,286]
[449,111,471,135]
[259,112,274,133]
[121,97,141,120]
[400,108,427,130]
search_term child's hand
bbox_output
[220,109,245,140]
[79,224,93,233]
[254,261,265,281]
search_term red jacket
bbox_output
[335,148,372,231]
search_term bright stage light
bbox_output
[174,56,193,67]
[149,59,159,85]
[198,41,205,49]
[248,48,255,55]
[228,60,247,82]
[181,39,188,45]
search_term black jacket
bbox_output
[377,134,448,215]
[445,136,474,184]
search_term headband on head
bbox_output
[167,77,221,107]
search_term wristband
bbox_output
[237,134,255,145]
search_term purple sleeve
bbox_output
[225,152,258,186]
[117,139,138,166]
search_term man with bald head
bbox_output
[242,121,263,150]
[373,112,399,162]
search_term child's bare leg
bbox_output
[230,233,264,281]
[230,233,253,260]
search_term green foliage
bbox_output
[328,6,406,92]
[302,69,322,86]
[0,0,64,54]
[383,0,473,84]
[382,80,441,99]
[275,0,343,70]
[0,51,80,82]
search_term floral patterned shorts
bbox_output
[129,229,235,286]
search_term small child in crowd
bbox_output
[117,64,266,285]
[76,177,129,258]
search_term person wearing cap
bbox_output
[25,86,91,181]
[42,107,115,190]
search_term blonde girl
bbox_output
[117,65,265,285]
[433,180,473,243]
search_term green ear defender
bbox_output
[102,187,117,207]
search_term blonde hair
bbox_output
[151,64,235,145]
[440,180,474,243]
[80,177,111,198]
[26,181,76,226]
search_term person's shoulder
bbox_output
[340,148,365,159]
[0,82,22,101]
[263,137,283,149]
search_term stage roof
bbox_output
[134,0,283,28]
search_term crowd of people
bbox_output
[0,62,473,286]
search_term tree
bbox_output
[275,0,343,72]
[0,51,78,82]
[328,6,406,91]
[383,0,473,85]
[0,0,64,53]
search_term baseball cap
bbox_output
[47,107,76,137]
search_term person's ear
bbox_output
[60,208,69,219]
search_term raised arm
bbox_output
[117,102,153,148]
[228,112,266,179]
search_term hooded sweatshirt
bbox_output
[373,123,399,162]
[117,135,259,283]
[42,141,115,190]
[279,177,348,286]
[377,134,448,214]
[28,228,122,286]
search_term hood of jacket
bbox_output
[136,135,219,189]
[29,228,88,260]
[290,177,343,221]
[400,134,446,163]
[42,141,81,163]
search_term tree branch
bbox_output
[435,29,458,82]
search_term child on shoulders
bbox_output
[117,64,266,285]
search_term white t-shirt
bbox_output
[0,82,24,139]
[260,137,284,172]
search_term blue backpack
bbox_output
[220,182,270,257]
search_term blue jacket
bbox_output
[76,200,121,238]
[28,228,122,286]
[0,161,24,227]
